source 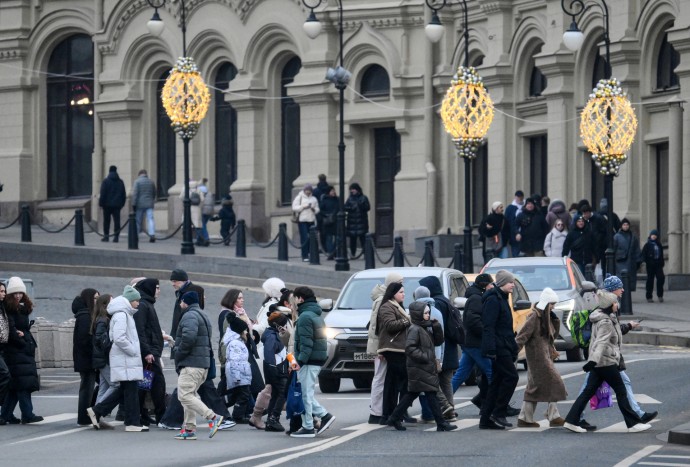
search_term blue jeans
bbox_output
[451,347,493,393]
[200,214,211,241]
[1,389,35,420]
[298,222,313,259]
[135,208,155,236]
[297,365,328,430]
[578,370,644,419]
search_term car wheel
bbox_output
[566,347,583,362]
[318,376,341,394]
[352,375,373,390]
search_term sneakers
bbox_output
[478,419,504,430]
[564,422,587,433]
[419,418,436,424]
[125,425,149,432]
[21,415,44,424]
[647,298,654,303]
[174,429,197,440]
[87,407,100,430]
[99,420,115,430]
[578,419,597,431]
[158,422,181,430]
[641,411,658,424]
[317,413,335,434]
[217,419,236,431]
[437,422,458,432]
[208,415,224,438]
[265,416,285,433]
[549,417,566,427]
[629,423,652,433]
[290,427,316,438]
[517,419,540,428]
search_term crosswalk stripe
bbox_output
[33,413,78,424]
[637,462,690,466]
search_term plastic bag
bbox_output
[589,381,613,410]
[286,371,305,419]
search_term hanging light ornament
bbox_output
[580,77,637,176]
[440,66,494,160]
[161,57,211,139]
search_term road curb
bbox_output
[623,331,690,348]
[668,423,690,445]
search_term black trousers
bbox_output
[565,364,642,428]
[391,390,445,424]
[480,355,518,422]
[266,376,288,418]
[381,352,407,419]
[77,370,98,425]
[139,359,166,423]
[349,234,366,256]
[0,352,10,407]
[102,207,121,239]
[646,264,665,299]
[228,385,252,421]
[94,380,139,426]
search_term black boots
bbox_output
[265,415,285,432]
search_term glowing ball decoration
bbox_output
[580,78,638,176]
[440,66,494,160]
[161,57,211,139]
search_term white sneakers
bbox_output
[125,425,149,432]
[628,423,652,433]
[564,422,587,433]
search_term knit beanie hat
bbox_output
[603,274,623,292]
[536,287,559,310]
[268,311,289,328]
[6,276,26,295]
[384,272,404,287]
[228,312,249,335]
[474,273,493,289]
[170,269,188,281]
[621,218,630,226]
[494,270,515,288]
[597,290,618,310]
[492,201,503,212]
[122,285,141,302]
[303,183,313,192]
[135,278,159,298]
[262,277,286,300]
[413,286,430,300]
[180,291,199,306]
[650,229,659,237]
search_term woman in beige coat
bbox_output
[515,288,567,427]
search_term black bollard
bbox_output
[127,212,138,250]
[453,243,463,271]
[364,233,376,270]
[620,269,633,315]
[423,240,434,267]
[74,209,85,246]
[393,236,404,267]
[235,219,246,258]
[278,223,288,261]
[20,205,31,242]
[308,226,320,265]
[584,264,595,282]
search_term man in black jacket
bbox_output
[134,278,166,424]
[479,270,519,430]
[99,165,126,242]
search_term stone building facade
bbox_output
[0,0,689,277]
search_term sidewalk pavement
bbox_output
[1,224,689,347]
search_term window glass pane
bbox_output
[215,62,238,199]
[157,70,176,199]
[361,65,390,97]
[281,57,302,205]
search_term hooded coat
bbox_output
[641,236,665,268]
[587,308,623,368]
[481,286,518,359]
[223,327,252,389]
[72,296,93,372]
[463,284,485,349]
[294,298,328,366]
[562,220,593,265]
[418,276,459,370]
[98,170,126,209]
[545,199,572,229]
[405,305,444,393]
[133,279,163,359]
[478,210,509,249]
[515,306,567,402]
[292,189,320,223]
[515,204,549,254]
[376,299,410,354]
[107,296,143,382]
[3,303,39,392]
[174,302,212,370]
[543,226,568,258]
[613,228,641,289]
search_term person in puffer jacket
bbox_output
[261,311,290,432]
[223,312,253,424]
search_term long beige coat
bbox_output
[515,307,567,402]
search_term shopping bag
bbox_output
[137,365,155,391]
[589,381,613,410]
[286,371,305,419]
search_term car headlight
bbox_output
[324,327,342,339]
[554,299,576,330]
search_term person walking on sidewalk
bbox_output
[642,229,665,303]
[291,286,335,438]
[72,288,99,427]
[130,169,157,242]
[292,184,320,262]
[99,165,126,242]
[344,183,370,257]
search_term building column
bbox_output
[667,99,684,274]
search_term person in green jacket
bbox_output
[290,286,335,438]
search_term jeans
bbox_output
[510,244,521,258]
[135,208,155,236]
[324,233,335,256]
[369,356,387,416]
[178,367,214,430]
[102,207,121,240]
[1,389,34,420]
[0,353,10,407]
[646,264,665,299]
[93,380,139,426]
[297,365,328,430]
[96,364,119,404]
[381,352,407,419]
[78,370,98,425]
[577,370,644,420]
[298,222,313,259]
[452,347,493,393]
[480,355,519,422]
[437,369,455,413]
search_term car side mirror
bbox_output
[514,300,532,311]
[453,297,467,309]
[319,298,333,312]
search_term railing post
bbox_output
[364,233,376,270]
[235,219,246,258]
[393,236,404,267]
[423,240,435,267]
[309,226,320,265]
[453,243,463,272]
[620,269,633,315]
[74,209,85,246]
[21,205,31,242]
[127,212,138,250]
[278,223,288,261]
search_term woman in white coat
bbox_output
[88,286,146,432]
[543,221,568,257]
[292,184,319,261]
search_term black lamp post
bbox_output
[302,0,351,272]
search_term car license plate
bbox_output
[353,352,376,362]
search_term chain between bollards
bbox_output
[74,209,85,246]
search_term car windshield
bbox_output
[483,266,572,292]
[337,277,429,310]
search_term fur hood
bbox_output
[262,277,285,300]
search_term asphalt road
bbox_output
[2,345,689,467]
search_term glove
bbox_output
[583,361,596,372]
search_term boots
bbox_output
[249,386,271,430]
[265,415,285,432]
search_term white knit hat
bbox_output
[6,276,26,295]
[536,287,559,310]
[262,277,286,299]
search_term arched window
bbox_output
[215,62,238,200]
[360,64,390,98]
[47,34,94,199]
[591,54,610,88]
[281,57,302,205]
[156,70,176,199]
[656,33,680,91]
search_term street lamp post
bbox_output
[302,0,351,272]
[560,0,638,276]
[147,0,210,255]
[425,0,494,273]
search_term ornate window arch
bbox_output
[214,62,238,199]
[360,64,390,98]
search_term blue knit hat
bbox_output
[181,291,199,306]
[603,274,623,292]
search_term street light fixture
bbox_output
[146,0,211,255]
[560,0,638,275]
[302,0,351,272]
[426,0,494,273]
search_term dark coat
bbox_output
[294,298,328,366]
[174,304,212,370]
[170,280,194,353]
[515,207,549,254]
[218,195,236,226]
[613,229,641,288]
[642,237,665,268]
[133,289,164,359]
[72,297,93,373]
[419,276,459,370]
[562,224,594,265]
[92,316,110,370]
[481,286,517,359]
[479,212,510,248]
[545,200,572,229]
[344,192,370,236]
[4,309,39,392]
[261,326,287,385]
[98,171,126,209]
[504,203,523,246]
[319,195,340,236]
[405,307,444,393]
[463,285,484,349]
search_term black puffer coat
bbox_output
[562,223,594,265]
[463,284,484,349]
[481,286,517,359]
[72,297,93,373]
[98,170,126,209]
[405,303,444,393]
[92,316,110,370]
[344,185,370,236]
[516,207,549,254]
[4,309,39,392]
[418,276,459,371]
[134,280,164,359]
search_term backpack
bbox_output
[437,296,465,346]
[190,190,201,206]
[569,308,594,348]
